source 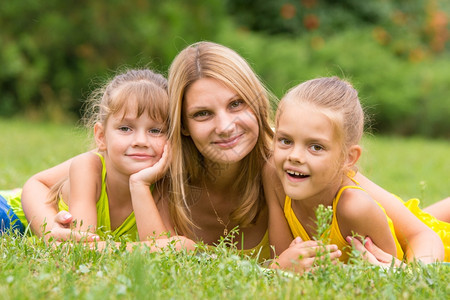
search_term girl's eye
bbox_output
[230,99,245,109]
[310,144,324,152]
[278,138,292,146]
[149,128,164,135]
[118,126,131,132]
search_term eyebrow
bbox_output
[187,94,241,111]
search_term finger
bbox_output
[54,210,73,225]
[364,237,400,265]
[346,236,376,262]
[289,236,304,247]
[291,240,321,248]
[51,227,99,242]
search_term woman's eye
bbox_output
[230,99,244,109]
[192,111,211,119]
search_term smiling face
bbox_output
[273,101,344,202]
[182,77,259,167]
[96,99,167,176]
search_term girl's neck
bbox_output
[104,166,132,205]
[292,179,342,215]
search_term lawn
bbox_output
[0,118,449,299]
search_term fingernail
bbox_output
[345,236,352,243]
[63,213,72,220]
[90,235,100,242]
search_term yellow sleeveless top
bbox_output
[206,230,271,262]
[284,185,404,262]
[59,153,138,241]
[241,230,271,261]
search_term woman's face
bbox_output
[182,77,259,167]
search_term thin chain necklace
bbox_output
[204,183,231,236]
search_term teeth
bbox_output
[287,170,306,176]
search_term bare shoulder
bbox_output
[336,187,381,222]
[70,151,103,173]
[262,159,285,207]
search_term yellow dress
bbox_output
[58,153,138,241]
[284,185,404,262]
[401,197,450,261]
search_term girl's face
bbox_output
[96,101,167,176]
[182,77,259,167]
[273,101,343,202]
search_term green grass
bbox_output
[360,135,450,206]
[1,118,449,299]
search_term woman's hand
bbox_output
[129,143,171,187]
[46,211,99,242]
[271,237,342,274]
[346,236,402,267]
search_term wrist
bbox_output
[129,176,152,187]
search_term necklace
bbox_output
[204,185,231,236]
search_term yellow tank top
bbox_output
[241,230,271,261]
[284,185,404,262]
[59,153,138,241]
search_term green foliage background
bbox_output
[0,0,449,137]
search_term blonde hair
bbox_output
[276,76,364,173]
[83,69,169,131]
[168,41,274,235]
[48,69,169,204]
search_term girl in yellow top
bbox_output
[269,76,449,266]
[46,69,172,241]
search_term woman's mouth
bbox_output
[213,134,243,148]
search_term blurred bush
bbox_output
[0,0,449,137]
[0,0,226,121]
[219,28,450,137]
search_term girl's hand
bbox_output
[129,143,171,186]
[47,211,100,242]
[346,236,402,267]
[271,237,342,274]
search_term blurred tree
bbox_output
[0,0,226,120]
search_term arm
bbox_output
[262,160,294,256]
[21,157,74,236]
[66,152,102,233]
[21,152,99,241]
[129,144,170,240]
[337,188,398,258]
[355,173,444,263]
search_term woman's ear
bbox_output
[345,145,362,169]
[181,124,190,136]
[94,122,107,150]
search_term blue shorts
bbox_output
[0,194,25,234]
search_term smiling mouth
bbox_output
[127,154,153,160]
[286,170,309,179]
[214,134,243,147]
